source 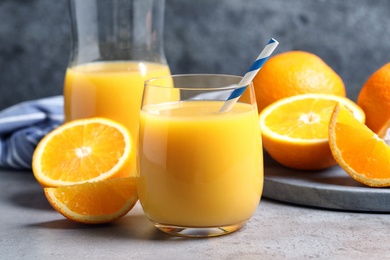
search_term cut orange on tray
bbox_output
[329,104,390,187]
[259,93,365,170]
[44,177,138,224]
[33,117,135,187]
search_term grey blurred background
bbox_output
[0,0,390,110]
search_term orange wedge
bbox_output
[329,104,390,187]
[44,177,138,224]
[33,117,135,187]
[259,94,365,170]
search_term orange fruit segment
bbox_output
[329,104,390,187]
[33,117,135,187]
[259,94,365,170]
[44,177,138,224]
[253,51,346,113]
[357,62,390,134]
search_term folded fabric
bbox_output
[0,96,64,169]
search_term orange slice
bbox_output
[329,104,390,187]
[259,94,365,170]
[33,117,135,187]
[44,177,138,224]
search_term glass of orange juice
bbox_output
[137,74,263,237]
[63,0,170,177]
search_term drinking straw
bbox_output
[218,38,279,113]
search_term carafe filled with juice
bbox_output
[64,0,170,145]
[64,0,170,177]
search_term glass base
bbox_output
[153,221,246,238]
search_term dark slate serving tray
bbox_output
[263,153,390,212]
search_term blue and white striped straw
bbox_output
[219,38,279,113]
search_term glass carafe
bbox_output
[64,0,170,141]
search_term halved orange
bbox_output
[329,104,390,187]
[259,94,365,170]
[33,117,135,187]
[44,177,138,224]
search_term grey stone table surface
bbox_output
[1,169,390,260]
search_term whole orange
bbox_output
[253,51,346,113]
[357,63,390,134]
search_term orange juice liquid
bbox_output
[64,61,171,137]
[138,101,263,227]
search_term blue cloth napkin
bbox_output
[0,96,64,169]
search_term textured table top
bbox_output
[1,168,390,259]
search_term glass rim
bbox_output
[144,74,245,91]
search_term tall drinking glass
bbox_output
[138,74,264,237]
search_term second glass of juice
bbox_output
[63,0,170,177]
[138,74,264,237]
